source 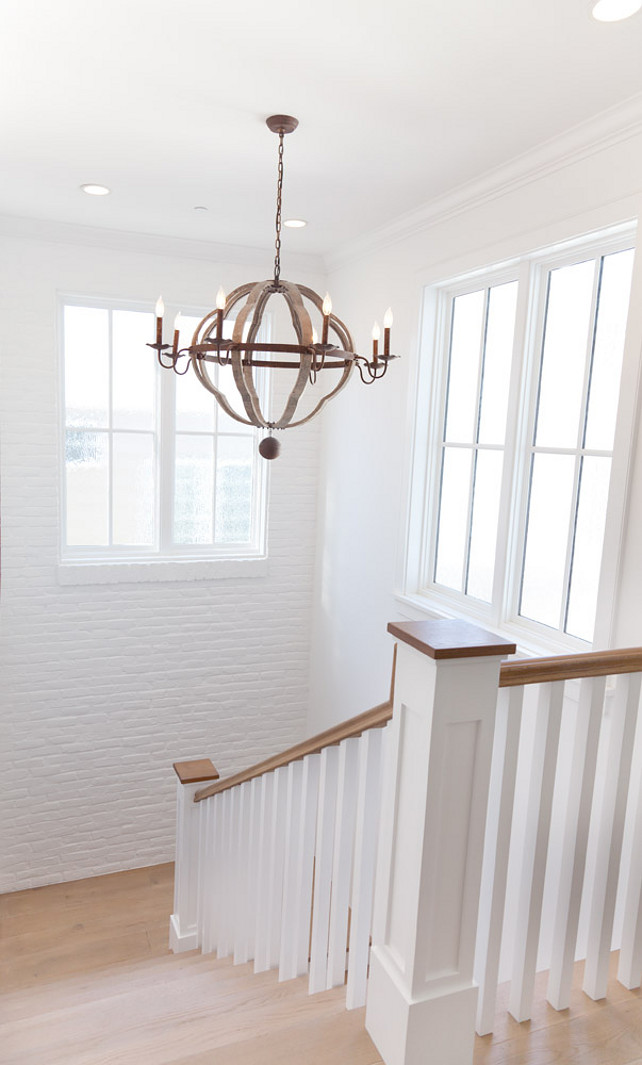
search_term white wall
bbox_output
[309,112,642,731]
[0,223,325,891]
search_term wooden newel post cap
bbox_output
[172,758,220,785]
[387,619,516,660]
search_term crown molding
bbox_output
[325,93,642,273]
[0,213,326,276]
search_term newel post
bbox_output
[169,758,219,953]
[366,620,515,1065]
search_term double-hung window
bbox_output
[61,298,267,564]
[407,227,636,651]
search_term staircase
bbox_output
[1,864,382,1065]
[171,619,642,1065]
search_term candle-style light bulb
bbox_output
[155,296,164,345]
[372,322,381,341]
[383,307,393,329]
[173,311,182,330]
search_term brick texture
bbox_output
[0,233,323,892]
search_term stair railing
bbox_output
[170,620,642,1065]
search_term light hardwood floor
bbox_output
[1,864,641,1065]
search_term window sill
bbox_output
[394,592,592,660]
[58,556,269,585]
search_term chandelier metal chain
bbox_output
[274,131,284,284]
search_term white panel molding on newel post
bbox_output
[366,620,516,1065]
[169,758,219,954]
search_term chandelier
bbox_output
[149,115,396,460]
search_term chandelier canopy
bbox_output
[149,115,397,459]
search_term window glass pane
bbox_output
[520,453,576,629]
[176,365,216,432]
[444,290,485,443]
[565,457,611,642]
[584,249,634,451]
[112,311,156,431]
[65,430,109,545]
[535,260,595,448]
[434,447,472,591]
[215,436,254,543]
[478,281,517,446]
[112,433,155,545]
[174,434,214,544]
[64,306,109,428]
[216,364,256,434]
[466,450,504,602]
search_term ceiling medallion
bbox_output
[149,115,397,460]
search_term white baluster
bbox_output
[584,672,642,1000]
[279,759,305,980]
[279,754,321,980]
[346,727,383,1010]
[309,744,340,994]
[234,781,251,964]
[326,736,360,989]
[245,776,261,964]
[618,680,642,989]
[509,681,564,1022]
[201,796,216,955]
[254,771,273,972]
[293,754,321,977]
[474,685,524,1036]
[169,759,219,953]
[266,765,288,969]
[217,789,233,958]
[547,676,605,1010]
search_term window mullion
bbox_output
[501,260,541,627]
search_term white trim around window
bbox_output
[401,222,640,655]
[58,294,269,582]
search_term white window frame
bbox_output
[58,295,269,580]
[402,223,638,655]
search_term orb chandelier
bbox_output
[149,115,397,460]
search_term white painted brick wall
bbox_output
[0,227,325,892]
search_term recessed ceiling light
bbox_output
[591,0,642,20]
[194,205,208,211]
[80,183,111,196]
[284,218,307,228]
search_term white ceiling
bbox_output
[2,0,642,259]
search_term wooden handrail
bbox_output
[194,697,394,801]
[194,643,642,802]
[499,646,642,688]
[195,646,398,802]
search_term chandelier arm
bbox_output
[286,362,355,428]
[281,281,314,345]
[273,352,314,428]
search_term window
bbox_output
[61,299,267,564]
[406,229,636,650]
